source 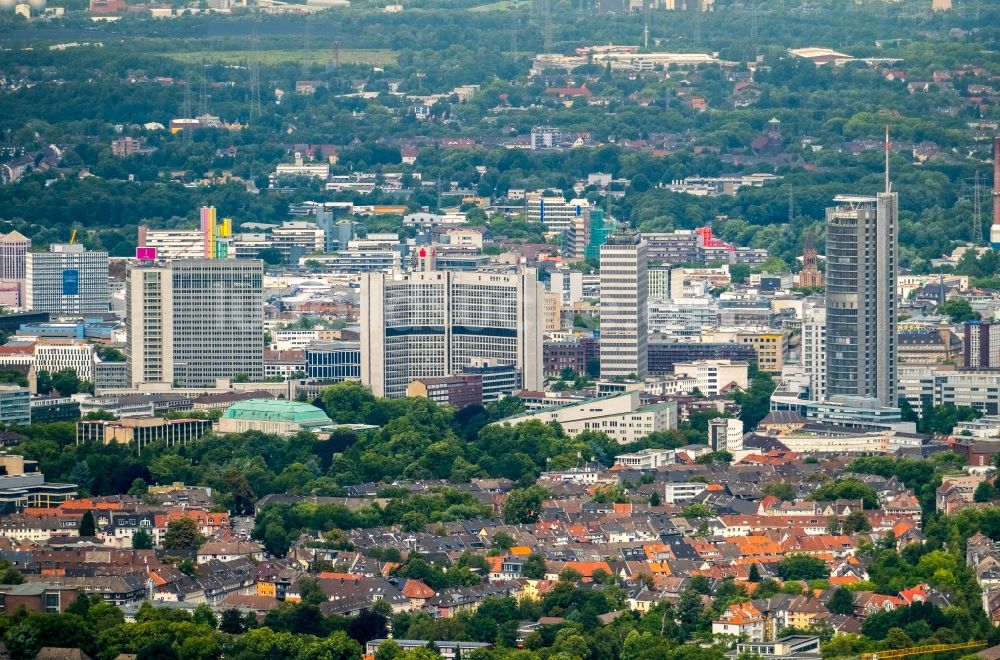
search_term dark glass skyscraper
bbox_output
[824,192,898,407]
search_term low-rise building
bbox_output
[406,375,483,409]
[76,417,213,449]
[217,399,333,436]
[672,360,749,395]
[494,392,676,444]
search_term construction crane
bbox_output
[69,229,77,245]
[861,640,986,660]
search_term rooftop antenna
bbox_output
[884,125,891,193]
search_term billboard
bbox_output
[62,269,79,296]
[136,247,157,260]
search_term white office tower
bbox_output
[600,231,648,379]
[708,417,744,453]
[802,301,827,400]
[126,260,264,388]
[825,192,898,407]
[25,244,109,316]
[360,269,544,398]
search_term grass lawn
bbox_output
[169,48,397,66]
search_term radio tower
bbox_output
[643,0,650,49]
[973,173,983,245]
[992,137,1000,249]
[249,24,262,121]
[199,61,208,117]
[543,0,553,54]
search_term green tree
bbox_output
[0,559,24,585]
[502,485,551,524]
[79,510,96,537]
[777,554,829,581]
[935,298,979,324]
[192,603,218,628]
[827,587,856,615]
[748,563,761,583]
[258,247,285,265]
[132,529,154,550]
[841,510,873,533]
[522,552,547,579]
[163,517,205,550]
[975,480,998,503]
[763,482,795,501]
[319,381,380,424]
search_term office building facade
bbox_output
[600,232,648,379]
[0,230,30,307]
[802,302,827,400]
[126,259,264,388]
[965,321,1000,369]
[25,244,109,316]
[825,193,898,407]
[360,269,543,398]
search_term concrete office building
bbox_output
[648,264,673,300]
[270,221,325,263]
[825,193,898,407]
[304,342,361,382]
[802,302,827,400]
[965,320,1000,369]
[126,259,264,388]
[0,385,30,426]
[360,269,544,398]
[34,342,95,383]
[25,244,109,316]
[600,231,648,379]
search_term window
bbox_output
[45,592,59,613]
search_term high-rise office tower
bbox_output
[824,191,898,407]
[965,320,1000,369]
[0,231,30,307]
[600,231,648,379]
[25,244,109,316]
[802,301,827,400]
[126,259,263,388]
[360,269,543,398]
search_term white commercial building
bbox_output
[600,232,648,379]
[802,301,827,400]
[360,268,544,398]
[525,193,590,234]
[663,482,707,505]
[495,391,676,444]
[25,244,109,316]
[708,417,744,452]
[614,448,676,470]
[126,259,264,388]
[138,228,207,260]
[34,342,95,383]
[672,359,748,396]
